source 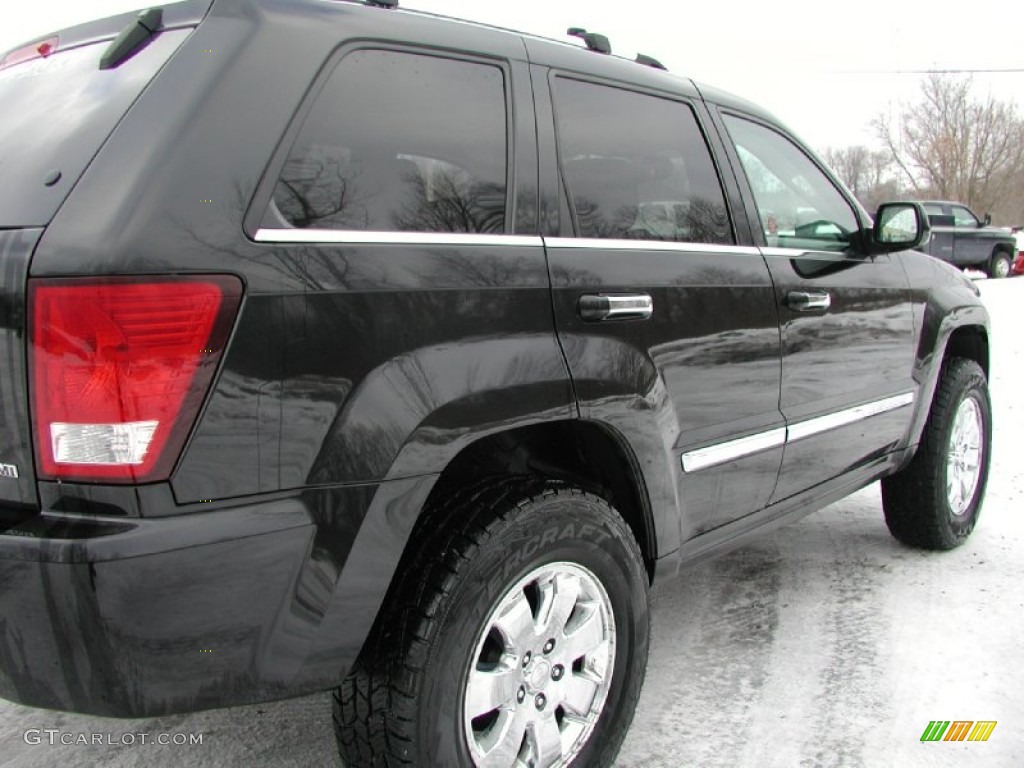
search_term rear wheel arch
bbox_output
[410,420,658,583]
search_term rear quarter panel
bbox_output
[29,0,573,502]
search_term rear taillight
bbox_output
[29,276,243,483]
[0,37,59,71]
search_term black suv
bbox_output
[0,2,992,766]
[910,200,1017,278]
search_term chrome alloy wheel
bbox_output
[947,397,983,516]
[463,562,616,768]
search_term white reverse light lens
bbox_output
[50,421,159,465]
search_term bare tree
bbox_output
[874,73,1024,222]
[823,146,871,197]
[822,145,901,213]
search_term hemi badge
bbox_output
[0,463,19,479]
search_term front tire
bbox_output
[882,358,991,549]
[334,481,650,767]
[989,251,1011,279]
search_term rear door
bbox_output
[539,72,785,538]
[716,112,917,503]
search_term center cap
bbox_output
[528,659,551,691]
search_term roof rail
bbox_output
[635,53,667,70]
[365,0,399,7]
[567,27,611,55]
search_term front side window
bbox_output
[270,50,507,233]
[952,205,979,227]
[724,115,859,252]
[553,78,733,244]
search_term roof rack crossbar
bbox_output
[567,27,611,55]
[635,53,667,70]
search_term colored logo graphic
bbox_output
[920,721,997,742]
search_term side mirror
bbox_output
[867,202,930,255]
[983,213,992,227]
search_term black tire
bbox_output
[882,358,991,550]
[988,251,1012,279]
[333,480,650,767]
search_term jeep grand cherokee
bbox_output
[0,2,992,766]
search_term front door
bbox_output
[718,113,917,503]
[538,72,784,538]
[951,204,990,266]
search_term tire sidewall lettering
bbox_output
[420,494,647,767]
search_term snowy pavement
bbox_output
[2,278,1022,768]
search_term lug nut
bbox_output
[543,638,556,654]
[552,664,564,681]
[522,651,532,668]
[535,693,547,710]
[517,686,526,704]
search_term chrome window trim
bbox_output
[546,237,760,256]
[681,391,916,473]
[681,428,787,473]
[786,392,915,443]
[760,246,841,258]
[254,229,545,247]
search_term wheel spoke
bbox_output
[561,672,600,717]
[539,572,581,637]
[561,603,606,663]
[492,591,537,652]
[466,662,521,719]
[476,709,528,768]
[965,417,980,445]
[530,713,564,768]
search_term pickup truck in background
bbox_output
[909,200,1018,278]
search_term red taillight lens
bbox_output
[0,36,59,71]
[29,276,243,483]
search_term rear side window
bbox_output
[553,78,733,244]
[270,50,508,233]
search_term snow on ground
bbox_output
[1,278,1022,768]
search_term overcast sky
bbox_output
[2,0,1022,151]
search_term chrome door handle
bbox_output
[786,290,832,311]
[578,293,653,321]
